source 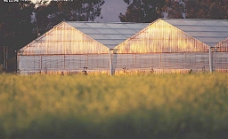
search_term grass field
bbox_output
[1,73,228,139]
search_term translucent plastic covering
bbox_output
[164,19,228,47]
[115,19,209,53]
[18,54,110,74]
[112,53,210,70]
[66,22,149,49]
[216,38,228,52]
[18,22,110,55]
[213,52,228,71]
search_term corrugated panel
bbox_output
[216,37,228,51]
[107,35,127,39]
[66,22,149,49]
[164,19,228,47]
[19,22,110,55]
[115,19,209,53]
[76,28,99,34]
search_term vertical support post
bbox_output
[3,46,8,71]
[185,52,187,69]
[64,54,66,70]
[209,47,213,73]
[40,55,42,73]
[109,49,113,75]
[159,53,162,69]
[86,54,88,68]
[15,50,17,73]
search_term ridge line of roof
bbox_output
[65,21,150,24]
[162,18,228,21]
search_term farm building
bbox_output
[17,21,149,74]
[17,19,228,74]
[113,19,228,73]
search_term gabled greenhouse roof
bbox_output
[66,21,149,49]
[163,19,228,47]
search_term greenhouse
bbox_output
[17,19,228,75]
[114,19,228,73]
[17,21,149,74]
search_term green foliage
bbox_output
[119,0,166,22]
[0,1,36,49]
[35,0,105,34]
[0,1,36,72]
[186,0,228,19]
[1,74,228,139]
[162,0,185,18]
[120,0,228,22]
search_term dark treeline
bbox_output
[0,0,227,72]
[120,0,228,22]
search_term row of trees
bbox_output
[0,0,228,72]
[186,0,228,19]
[120,0,228,22]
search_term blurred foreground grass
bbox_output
[0,73,228,139]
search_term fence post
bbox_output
[40,55,42,73]
[15,50,17,73]
[3,46,8,71]
[64,54,66,70]
[109,49,114,75]
[159,53,162,69]
[209,47,213,73]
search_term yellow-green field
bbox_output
[1,73,228,139]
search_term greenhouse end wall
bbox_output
[17,22,111,75]
[112,19,214,73]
